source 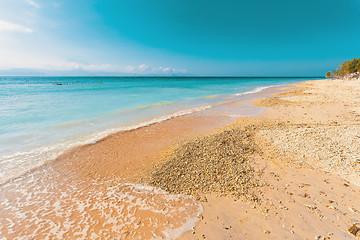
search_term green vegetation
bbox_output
[331,58,360,77]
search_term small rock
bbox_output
[301,193,310,198]
[264,230,271,234]
[305,204,317,211]
[348,224,360,236]
[315,236,321,240]
[328,205,337,210]
[349,207,358,213]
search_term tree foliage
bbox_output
[332,58,360,76]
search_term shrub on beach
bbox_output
[331,58,360,78]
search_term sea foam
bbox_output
[0,167,203,239]
[235,85,276,96]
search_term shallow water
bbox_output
[0,166,202,239]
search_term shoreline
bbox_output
[0,103,213,186]
[51,83,290,183]
[0,81,296,186]
[0,80,297,239]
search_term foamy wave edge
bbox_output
[235,85,276,96]
[0,105,212,185]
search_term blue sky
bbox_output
[0,0,360,76]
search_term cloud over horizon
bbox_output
[0,59,187,75]
[125,64,187,74]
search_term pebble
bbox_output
[348,224,360,236]
[349,207,358,212]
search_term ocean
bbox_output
[0,76,320,184]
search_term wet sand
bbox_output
[0,113,235,239]
[1,79,360,239]
[0,89,269,239]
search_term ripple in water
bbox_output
[0,166,202,239]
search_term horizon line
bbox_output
[0,75,325,78]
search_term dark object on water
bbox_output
[54,81,102,85]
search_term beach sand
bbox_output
[1,79,360,239]
[179,79,360,239]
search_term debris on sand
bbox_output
[146,124,261,201]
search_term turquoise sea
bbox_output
[0,76,321,183]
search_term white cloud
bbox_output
[0,20,33,33]
[138,64,149,72]
[25,0,40,8]
[0,51,187,75]
[124,64,187,74]
[124,66,136,72]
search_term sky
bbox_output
[0,0,360,76]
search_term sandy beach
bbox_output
[179,79,360,239]
[1,78,360,239]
